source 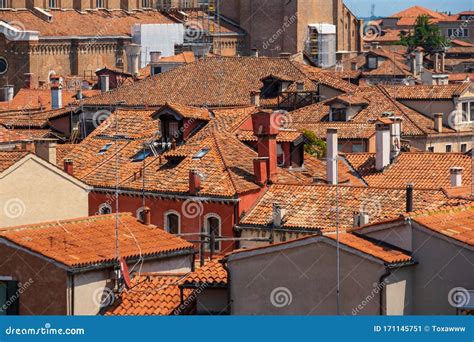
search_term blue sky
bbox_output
[345,0,472,17]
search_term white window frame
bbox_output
[98,203,112,215]
[164,210,181,234]
[0,0,10,8]
[204,213,221,251]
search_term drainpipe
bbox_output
[220,258,232,315]
[70,273,75,316]
[379,269,391,316]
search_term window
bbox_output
[427,146,434,152]
[352,143,364,152]
[0,57,8,75]
[96,0,105,8]
[165,211,180,235]
[151,66,162,75]
[446,145,452,153]
[0,0,10,8]
[98,143,112,155]
[367,56,377,69]
[448,28,469,38]
[48,0,59,8]
[461,102,474,122]
[98,203,112,215]
[131,148,152,162]
[142,0,151,7]
[261,78,281,98]
[136,207,146,221]
[204,214,221,251]
[461,144,467,153]
[0,280,19,315]
[192,148,210,160]
[331,108,347,122]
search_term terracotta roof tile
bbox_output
[0,151,29,172]
[382,83,470,100]
[345,152,472,191]
[183,259,227,287]
[411,205,474,245]
[0,213,194,268]
[106,274,194,316]
[240,183,461,232]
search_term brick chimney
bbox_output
[189,170,201,195]
[326,128,338,185]
[251,111,280,182]
[64,158,73,175]
[142,207,151,225]
[253,157,268,185]
[51,85,63,109]
[100,74,110,93]
[375,122,391,171]
[434,113,443,133]
[450,167,463,187]
[34,139,57,165]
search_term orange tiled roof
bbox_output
[412,205,474,245]
[106,274,194,316]
[382,83,471,100]
[80,57,354,107]
[235,129,303,143]
[240,183,463,232]
[227,233,412,265]
[0,213,194,268]
[287,86,454,139]
[0,126,31,143]
[0,151,29,172]
[0,9,178,38]
[344,152,472,191]
[183,259,227,287]
[0,88,98,112]
[325,233,412,264]
[389,6,448,26]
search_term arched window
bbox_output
[98,203,112,215]
[204,214,221,251]
[164,211,180,235]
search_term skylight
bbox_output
[192,147,211,160]
[131,149,152,163]
[98,143,112,155]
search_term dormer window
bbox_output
[160,114,182,142]
[261,77,282,98]
[367,56,377,70]
[330,108,347,122]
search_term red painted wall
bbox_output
[89,192,238,254]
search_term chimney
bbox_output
[450,167,463,187]
[64,158,73,175]
[326,128,338,185]
[296,82,305,92]
[189,170,201,195]
[150,51,162,63]
[389,117,403,159]
[24,73,35,89]
[76,88,83,100]
[406,183,414,213]
[434,53,440,73]
[440,52,446,73]
[2,85,14,102]
[253,157,268,185]
[250,48,259,57]
[250,91,260,107]
[51,85,63,109]
[125,43,141,76]
[272,203,286,228]
[434,113,443,133]
[251,111,280,182]
[34,138,57,165]
[353,211,370,228]
[142,206,151,225]
[414,48,424,75]
[100,74,110,93]
[375,122,391,171]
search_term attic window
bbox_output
[192,148,210,160]
[330,108,347,122]
[261,78,281,98]
[131,149,152,162]
[98,143,112,155]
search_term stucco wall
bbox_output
[0,156,89,227]
[227,239,390,315]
